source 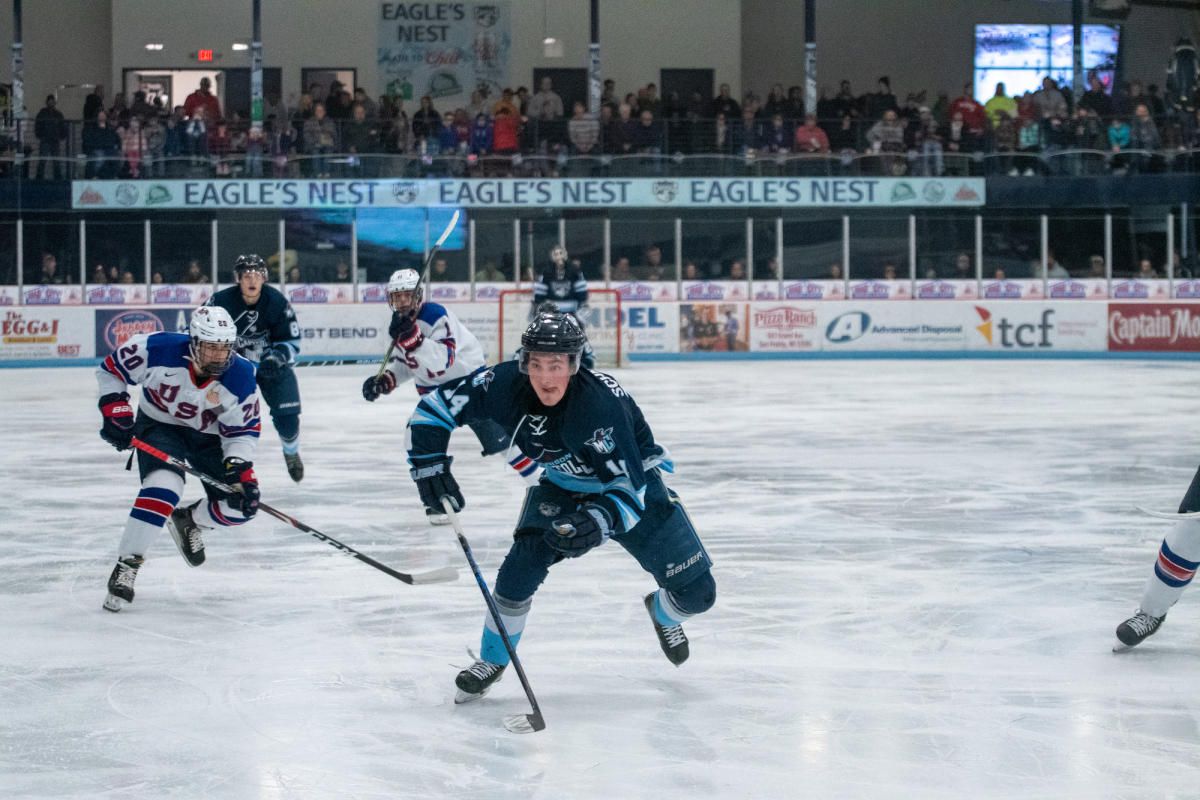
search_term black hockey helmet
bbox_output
[234,253,269,279]
[519,311,586,374]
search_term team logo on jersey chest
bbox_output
[527,415,548,436]
[551,281,571,296]
[585,427,615,454]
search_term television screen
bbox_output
[974,24,1120,99]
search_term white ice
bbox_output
[3,360,1200,799]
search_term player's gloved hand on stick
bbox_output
[546,505,612,558]
[98,392,135,451]
[257,346,289,379]
[410,455,464,514]
[389,311,424,352]
[222,458,260,518]
[362,372,397,402]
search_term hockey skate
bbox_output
[166,501,206,567]
[454,659,506,704]
[644,593,690,665]
[284,451,304,482]
[1114,610,1166,652]
[103,555,144,612]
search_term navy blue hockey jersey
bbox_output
[531,265,588,314]
[207,285,301,364]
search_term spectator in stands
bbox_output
[435,111,459,154]
[143,115,165,177]
[353,88,377,119]
[34,95,66,180]
[1130,103,1161,172]
[794,113,830,153]
[183,77,222,126]
[828,263,843,280]
[515,86,531,116]
[90,264,108,284]
[208,118,232,176]
[568,101,600,154]
[761,257,779,279]
[83,110,121,178]
[161,114,183,176]
[478,259,506,282]
[120,117,146,178]
[952,253,974,281]
[1033,77,1068,120]
[268,117,294,178]
[492,106,520,156]
[614,103,637,154]
[883,263,898,280]
[381,97,411,154]
[1137,258,1159,279]
[527,76,563,122]
[1046,249,1069,279]
[784,86,806,124]
[641,83,663,117]
[1088,255,1106,278]
[828,80,859,120]
[330,261,351,282]
[287,266,302,284]
[183,260,207,284]
[867,109,906,174]
[951,83,988,137]
[1017,114,1044,175]
[412,95,441,144]
[129,90,154,121]
[762,84,787,118]
[470,113,493,156]
[1108,114,1132,171]
[1040,115,1071,174]
[683,260,700,281]
[601,78,618,110]
[829,113,858,157]
[992,111,1017,175]
[465,89,488,122]
[38,252,63,284]
[83,85,105,121]
[244,124,264,178]
[729,260,747,280]
[343,103,379,174]
[1079,75,1113,118]
[326,80,351,119]
[912,105,945,176]
[734,107,761,153]
[642,245,665,280]
[711,83,741,119]
[864,76,898,121]
[303,102,338,177]
[184,106,209,165]
[762,114,790,153]
[611,257,633,281]
[710,112,731,154]
[984,83,1017,127]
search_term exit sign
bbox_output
[190,49,222,62]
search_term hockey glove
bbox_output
[98,392,135,451]
[257,346,289,380]
[361,372,397,402]
[389,311,424,352]
[410,455,464,516]
[546,505,612,558]
[222,458,260,518]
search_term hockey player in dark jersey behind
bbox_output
[207,254,305,481]
[97,306,262,612]
[530,245,595,369]
[406,311,716,703]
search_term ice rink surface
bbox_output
[3,359,1200,799]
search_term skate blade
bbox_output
[1112,638,1137,653]
[103,594,126,613]
[454,686,492,704]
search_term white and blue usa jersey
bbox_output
[96,331,262,462]
[385,302,485,395]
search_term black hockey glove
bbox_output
[546,505,613,558]
[222,458,260,518]
[410,455,464,516]
[389,311,424,352]
[362,371,397,402]
[98,392,135,451]
[257,346,288,380]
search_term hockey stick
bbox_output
[129,438,458,586]
[1135,506,1200,520]
[440,496,546,734]
[375,209,462,380]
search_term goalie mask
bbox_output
[387,268,423,316]
[189,306,238,376]
[550,244,568,276]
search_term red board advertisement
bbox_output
[1108,303,1200,351]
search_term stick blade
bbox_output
[406,566,460,584]
[503,711,546,734]
[1134,505,1200,520]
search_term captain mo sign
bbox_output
[72,178,985,210]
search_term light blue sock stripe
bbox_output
[653,589,691,626]
[480,628,522,666]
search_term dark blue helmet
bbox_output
[519,312,586,374]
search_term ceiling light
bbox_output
[232,42,249,51]
[144,43,164,51]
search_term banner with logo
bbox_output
[1,307,93,360]
[1047,278,1109,300]
[1110,279,1170,300]
[86,284,148,305]
[615,281,679,302]
[980,279,1044,300]
[21,285,84,305]
[284,283,356,304]
[967,303,1107,351]
[71,177,987,210]
[914,280,978,301]
[1108,303,1200,352]
[821,303,968,351]
[847,280,912,301]
[622,303,679,354]
[377,2,512,108]
[782,280,846,301]
[95,308,191,354]
[680,303,748,353]
[750,303,821,352]
[149,284,214,306]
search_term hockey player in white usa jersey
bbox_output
[361,268,537,523]
[97,306,262,612]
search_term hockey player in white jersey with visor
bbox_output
[361,268,536,522]
[97,305,262,612]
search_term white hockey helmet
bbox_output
[386,268,423,315]
[550,244,568,266]
[189,305,238,375]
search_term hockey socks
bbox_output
[479,593,530,667]
[193,497,253,528]
[117,470,183,558]
[1141,518,1200,617]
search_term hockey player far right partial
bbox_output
[405,311,716,703]
[361,268,538,522]
[97,306,262,612]
[531,244,595,369]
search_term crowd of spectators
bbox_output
[20,69,1200,180]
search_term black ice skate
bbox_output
[454,659,506,704]
[103,555,144,612]
[284,451,304,482]
[644,593,690,666]
[1114,610,1166,652]
[166,501,206,567]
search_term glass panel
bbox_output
[981,213,1040,280]
[283,210,353,285]
[751,216,779,281]
[610,211,676,284]
[1111,207,1169,280]
[848,215,908,280]
[85,219,145,286]
[474,215,517,283]
[151,220,212,284]
[1047,212,1106,278]
[0,221,17,285]
[682,215,746,280]
[24,220,80,285]
[355,207,424,284]
[915,212,975,280]
[427,207,469,282]
[781,212,842,280]
[519,217,561,284]
[215,215,280,282]
[563,214,607,284]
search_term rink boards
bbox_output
[4,300,1200,365]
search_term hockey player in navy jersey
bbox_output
[97,305,262,612]
[530,245,595,369]
[207,254,305,481]
[405,311,716,702]
[361,268,537,522]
